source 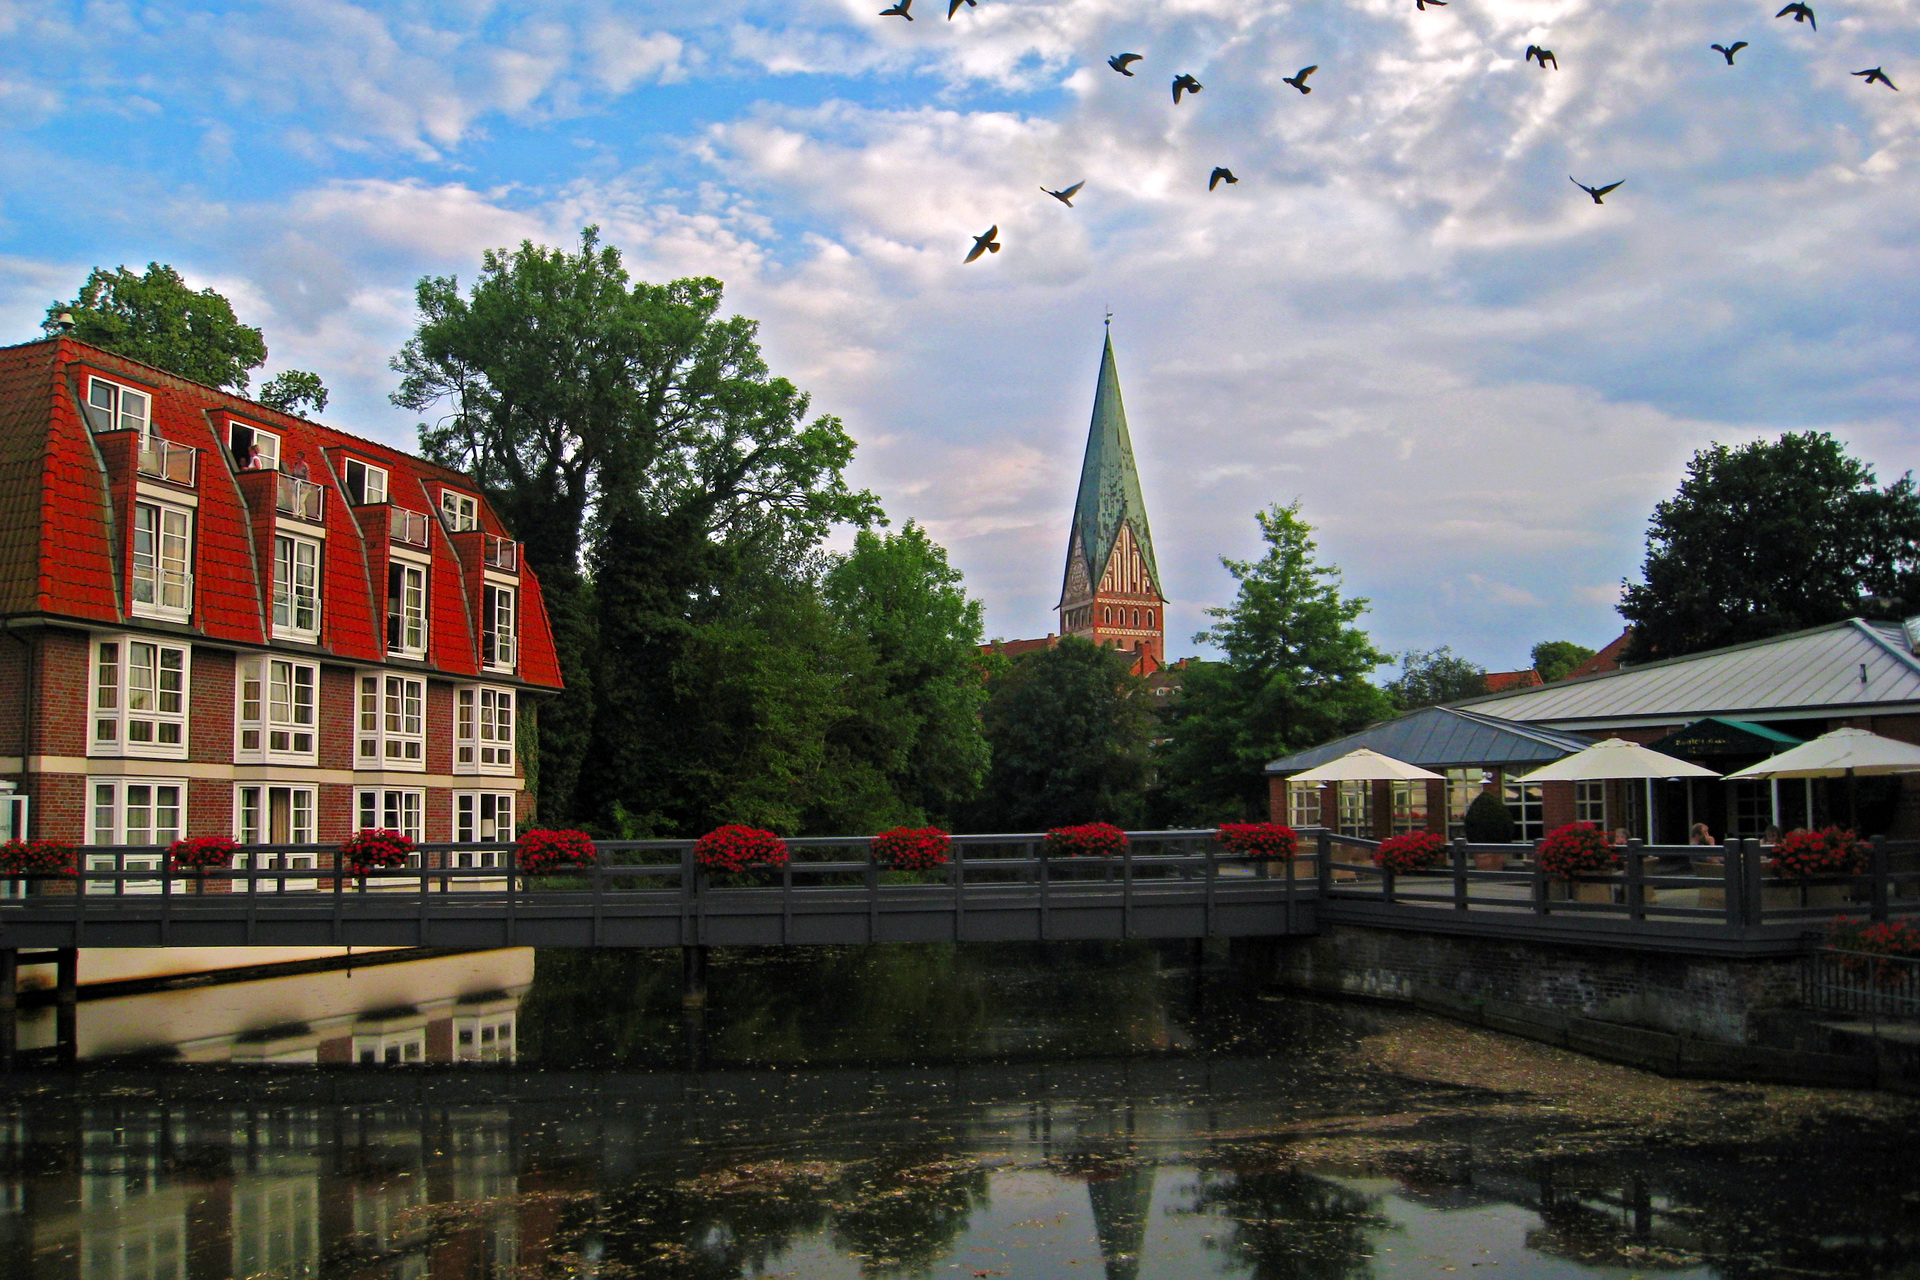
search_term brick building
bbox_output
[0,336,564,869]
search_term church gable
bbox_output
[1060,527,1092,607]
[1096,521,1162,601]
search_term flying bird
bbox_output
[964,226,1000,263]
[1525,45,1558,69]
[1042,181,1085,206]
[1108,53,1143,76]
[1415,0,1447,8]
[1283,65,1318,93]
[1854,66,1899,89]
[1172,73,1203,103]
[1775,2,1815,30]
[948,0,974,16]
[1570,176,1623,204]
[879,0,912,17]
[1209,167,1238,190]
[1711,41,1747,64]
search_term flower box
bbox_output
[1043,823,1128,859]
[168,835,238,872]
[1536,822,1618,880]
[1770,827,1866,881]
[341,829,415,874]
[0,838,77,880]
[694,825,789,874]
[517,829,596,876]
[870,827,950,872]
[1374,831,1447,875]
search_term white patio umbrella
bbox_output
[1722,727,1920,828]
[1514,738,1720,844]
[1286,748,1444,784]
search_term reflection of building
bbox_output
[0,335,564,862]
[983,331,1168,677]
[1269,618,1920,840]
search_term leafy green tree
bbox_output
[1156,504,1393,823]
[1386,646,1486,710]
[46,263,268,391]
[1620,432,1920,661]
[822,522,990,828]
[973,637,1153,831]
[258,368,330,418]
[1531,639,1596,683]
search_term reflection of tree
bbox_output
[828,1152,989,1276]
[1188,1164,1390,1280]
[1085,1165,1155,1280]
[594,1160,836,1280]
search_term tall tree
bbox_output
[973,637,1153,831]
[822,522,990,827]
[259,369,329,418]
[1619,433,1920,661]
[1531,639,1596,683]
[44,263,328,403]
[1386,646,1486,710]
[1157,504,1393,822]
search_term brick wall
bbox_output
[187,777,229,838]
[35,628,90,757]
[319,665,356,770]
[424,681,454,775]
[34,770,86,843]
[1541,779,1576,830]
[318,781,353,842]
[189,646,235,763]
[1273,923,1806,1044]
[0,632,23,757]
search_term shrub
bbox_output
[1830,916,1920,958]
[340,828,415,873]
[516,829,597,875]
[1770,827,1866,881]
[695,825,790,873]
[0,838,77,877]
[167,834,238,872]
[1217,823,1299,859]
[1536,822,1618,879]
[1374,830,1448,874]
[871,827,951,872]
[1043,823,1129,858]
[1463,792,1516,843]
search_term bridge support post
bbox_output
[0,949,15,1070]
[681,944,709,1010]
[54,947,77,1067]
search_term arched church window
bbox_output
[1103,606,1110,624]
[1132,609,1140,627]
[1146,610,1154,626]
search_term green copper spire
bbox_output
[1067,330,1162,598]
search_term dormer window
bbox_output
[440,489,478,532]
[84,377,150,437]
[229,422,280,471]
[343,458,388,505]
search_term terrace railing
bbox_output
[1804,948,1920,1019]
[483,534,518,571]
[275,473,326,522]
[135,438,196,486]
[389,506,431,547]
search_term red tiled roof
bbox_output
[1484,668,1544,693]
[1562,630,1632,680]
[981,635,1058,659]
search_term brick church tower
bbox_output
[1058,331,1167,675]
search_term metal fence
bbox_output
[1804,948,1920,1018]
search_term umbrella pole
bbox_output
[1848,767,1858,831]
[1645,777,1655,844]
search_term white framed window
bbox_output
[273,534,320,639]
[236,785,318,891]
[358,674,425,768]
[1503,778,1544,843]
[455,686,513,773]
[440,489,478,532]
[356,788,423,841]
[131,500,193,619]
[1286,781,1320,830]
[1576,779,1607,829]
[453,1013,515,1061]
[229,421,279,471]
[1336,781,1371,837]
[1446,767,1493,838]
[482,584,516,670]
[236,657,316,762]
[343,457,388,505]
[85,376,151,437]
[454,792,515,845]
[88,779,183,894]
[386,562,426,656]
[354,1030,426,1065]
[91,637,189,758]
[1390,780,1429,835]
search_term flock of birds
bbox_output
[870,0,1909,262]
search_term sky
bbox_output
[3,0,1919,672]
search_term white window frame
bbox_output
[356,788,424,842]
[482,584,516,671]
[387,562,427,657]
[235,785,318,891]
[440,489,478,532]
[1286,781,1320,830]
[1390,780,1429,836]
[130,500,193,620]
[88,779,185,895]
[229,421,280,471]
[1336,780,1371,837]
[453,1012,515,1061]
[1446,767,1493,839]
[1503,778,1545,843]
[357,674,426,769]
[453,791,515,847]
[90,637,190,758]
[273,533,321,640]
[235,656,317,763]
[354,1030,426,1065]
[85,376,151,437]
[1575,779,1607,829]
[454,686,514,774]
[343,457,388,506]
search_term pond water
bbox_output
[4,941,1920,1279]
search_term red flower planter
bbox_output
[516,829,597,875]
[1217,823,1299,860]
[1043,823,1128,859]
[1771,827,1866,881]
[1536,822,1618,880]
[694,825,789,874]
[1374,831,1447,874]
[870,827,950,872]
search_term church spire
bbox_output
[1059,330,1166,673]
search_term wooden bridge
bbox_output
[2,828,1916,956]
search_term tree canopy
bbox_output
[1386,646,1487,710]
[1619,432,1920,661]
[1156,504,1393,823]
[1531,640,1596,683]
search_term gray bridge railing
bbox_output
[1804,948,1920,1018]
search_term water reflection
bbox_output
[1,942,1919,1278]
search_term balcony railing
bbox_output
[389,506,431,548]
[483,535,518,572]
[136,439,196,486]
[276,473,325,522]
